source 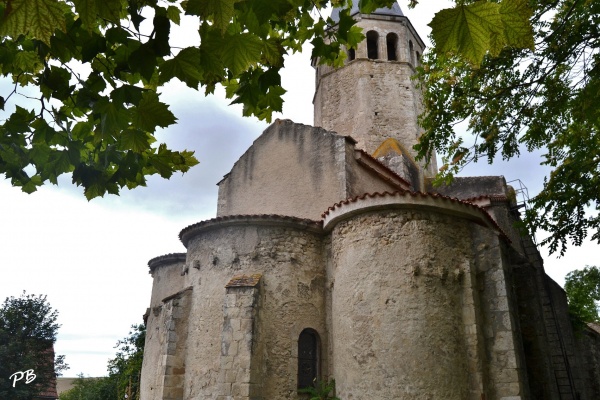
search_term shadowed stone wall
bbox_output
[328,209,476,399]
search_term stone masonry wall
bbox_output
[217,276,262,399]
[511,260,559,400]
[471,225,529,400]
[141,286,192,400]
[314,17,436,176]
[328,209,475,399]
[142,255,188,400]
[575,324,600,399]
[179,218,326,399]
[216,121,348,220]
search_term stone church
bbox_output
[140,3,600,399]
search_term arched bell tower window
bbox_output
[409,40,415,65]
[348,48,356,61]
[386,33,398,61]
[297,329,320,389]
[367,31,379,60]
[416,51,421,66]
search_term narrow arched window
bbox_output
[386,33,398,61]
[298,329,320,389]
[409,40,415,65]
[416,51,421,66]
[348,48,356,61]
[367,31,379,60]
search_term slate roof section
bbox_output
[330,1,404,22]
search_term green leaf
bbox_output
[40,66,73,101]
[132,91,177,132]
[119,129,153,152]
[93,98,130,137]
[499,0,534,51]
[159,47,204,87]
[128,43,157,81]
[429,2,502,65]
[21,175,42,193]
[96,0,125,22]
[167,5,181,25]
[222,33,263,76]
[261,38,284,67]
[13,51,42,73]
[5,106,35,134]
[185,0,238,32]
[72,0,98,30]
[429,0,534,64]
[0,0,68,44]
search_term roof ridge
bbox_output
[320,190,511,242]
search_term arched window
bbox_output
[348,48,355,61]
[298,329,320,389]
[416,51,421,66]
[386,33,398,61]
[409,40,415,65]
[367,31,379,60]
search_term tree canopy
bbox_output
[59,324,145,400]
[564,266,600,324]
[416,0,600,255]
[0,0,534,199]
[0,292,68,400]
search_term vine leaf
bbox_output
[429,0,533,65]
[0,0,68,44]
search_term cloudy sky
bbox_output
[0,1,597,377]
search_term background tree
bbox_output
[564,266,600,324]
[59,324,145,400]
[0,292,68,400]
[416,0,599,255]
[107,323,145,400]
[58,375,117,400]
[0,0,532,199]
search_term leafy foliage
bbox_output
[108,324,145,400]
[429,0,533,65]
[298,378,340,400]
[0,0,534,199]
[416,0,600,255]
[565,266,600,323]
[0,292,68,400]
[58,374,118,400]
[59,324,145,400]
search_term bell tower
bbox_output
[313,2,437,183]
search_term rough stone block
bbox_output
[217,382,232,396]
[225,369,237,383]
[164,374,184,388]
[232,382,251,397]
[497,368,519,383]
[163,387,184,399]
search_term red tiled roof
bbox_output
[463,195,510,203]
[148,253,187,273]
[354,149,412,189]
[179,214,323,247]
[321,190,511,242]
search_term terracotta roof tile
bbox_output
[179,214,323,247]
[321,190,511,243]
[226,274,262,288]
[463,195,510,203]
[148,253,186,273]
[354,149,412,189]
